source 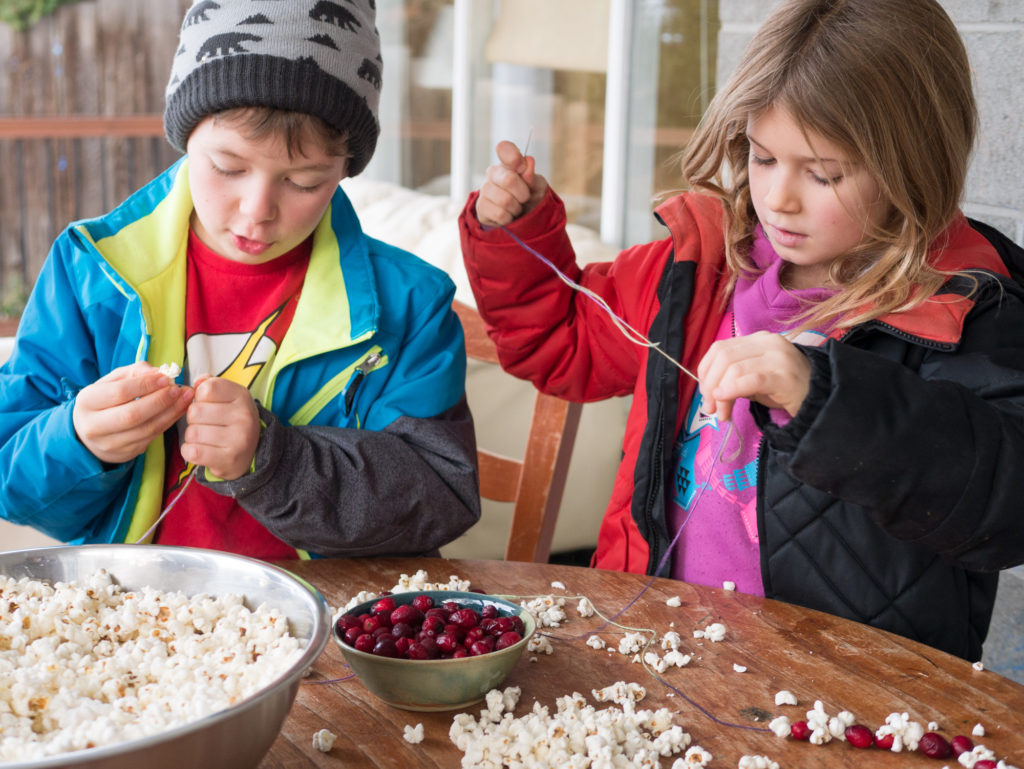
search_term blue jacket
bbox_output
[0,159,480,555]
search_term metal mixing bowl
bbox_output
[0,544,331,769]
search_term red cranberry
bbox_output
[444,623,466,641]
[452,647,469,659]
[343,626,364,646]
[390,604,424,627]
[371,596,396,615]
[372,636,400,657]
[411,594,434,612]
[481,604,499,619]
[510,616,525,635]
[874,733,895,750]
[465,627,486,643]
[492,616,516,634]
[353,633,375,653]
[844,724,874,749]
[974,761,998,769]
[449,608,480,629]
[421,615,445,635]
[442,601,460,613]
[395,636,412,655]
[371,626,391,639]
[435,633,459,654]
[495,631,522,650]
[790,721,811,741]
[425,607,449,621]
[918,732,952,759]
[469,639,494,656]
[951,736,974,757]
[336,614,360,632]
[391,622,414,639]
[362,615,386,634]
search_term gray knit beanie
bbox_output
[164,0,382,176]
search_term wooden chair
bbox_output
[453,300,583,563]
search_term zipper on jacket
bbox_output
[344,351,383,416]
[643,413,667,576]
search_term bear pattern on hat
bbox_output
[164,0,382,174]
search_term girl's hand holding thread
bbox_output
[73,362,193,464]
[475,140,549,228]
[181,376,260,481]
[697,332,812,422]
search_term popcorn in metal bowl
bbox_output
[0,544,330,769]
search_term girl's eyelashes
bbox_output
[750,152,775,167]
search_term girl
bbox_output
[458,0,1024,661]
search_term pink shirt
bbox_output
[668,229,835,594]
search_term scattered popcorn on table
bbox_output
[520,595,567,628]
[973,661,985,672]
[664,650,692,668]
[0,570,304,762]
[312,729,337,753]
[679,745,713,766]
[972,723,986,737]
[723,581,736,591]
[617,631,649,655]
[577,596,595,618]
[666,595,682,607]
[526,634,553,655]
[585,635,607,650]
[449,685,696,769]
[874,711,925,752]
[661,630,683,651]
[550,581,566,590]
[403,723,424,744]
[738,755,779,769]
[929,721,941,731]
[644,651,669,674]
[593,681,647,705]
[958,744,997,768]
[774,690,798,706]
[732,663,747,673]
[769,715,791,738]
[693,622,726,642]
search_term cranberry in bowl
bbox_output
[332,590,535,711]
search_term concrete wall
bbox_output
[718,0,1024,244]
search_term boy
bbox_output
[0,0,480,559]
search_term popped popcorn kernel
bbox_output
[768,716,791,738]
[550,581,566,591]
[585,635,607,650]
[577,597,596,618]
[723,581,736,591]
[403,723,424,744]
[972,723,986,737]
[312,729,337,753]
[738,755,779,769]
[666,596,682,607]
[774,690,798,706]
[732,663,747,673]
[972,661,985,672]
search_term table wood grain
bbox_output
[260,557,1024,768]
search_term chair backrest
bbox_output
[453,300,583,562]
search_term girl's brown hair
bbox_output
[683,0,977,330]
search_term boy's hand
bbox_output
[697,332,811,422]
[475,140,549,228]
[73,363,193,465]
[181,376,260,481]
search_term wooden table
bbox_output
[261,557,1024,768]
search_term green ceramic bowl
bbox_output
[333,590,535,711]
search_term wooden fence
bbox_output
[0,0,191,318]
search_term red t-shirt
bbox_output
[156,229,310,558]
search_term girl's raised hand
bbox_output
[697,331,812,422]
[73,362,193,465]
[181,375,261,481]
[475,140,549,228]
